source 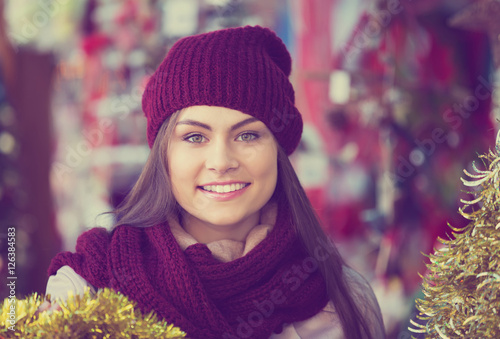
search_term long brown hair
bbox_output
[275,146,373,338]
[109,111,374,338]
[110,111,182,228]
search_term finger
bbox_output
[49,303,62,312]
[37,300,51,312]
[35,300,51,316]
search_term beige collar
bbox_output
[168,203,277,263]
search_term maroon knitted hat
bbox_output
[142,25,303,155]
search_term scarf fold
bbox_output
[48,205,329,339]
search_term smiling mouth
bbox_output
[199,183,250,193]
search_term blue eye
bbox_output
[237,133,259,142]
[184,134,206,143]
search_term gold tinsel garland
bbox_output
[0,287,187,338]
[409,131,500,338]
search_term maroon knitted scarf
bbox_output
[48,206,329,339]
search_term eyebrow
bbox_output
[175,117,259,131]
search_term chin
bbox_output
[204,215,244,227]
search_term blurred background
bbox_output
[0,0,498,337]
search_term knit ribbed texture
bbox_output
[48,205,329,339]
[142,25,303,155]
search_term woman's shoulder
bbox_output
[343,266,374,294]
[291,267,385,339]
[270,301,342,339]
[69,226,112,261]
[47,227,113,281]
[77,227,110,247]
[343,266,386,338]
[342,267,381,310]
[273,267,386,339]
[76,224,144,248]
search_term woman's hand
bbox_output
[36,299,62,314]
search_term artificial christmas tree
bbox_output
[410,130,500,338]
[0,287,186,338]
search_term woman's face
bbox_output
[167,106,278,240]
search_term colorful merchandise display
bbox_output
[2,0,500,337]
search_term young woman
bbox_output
[44,26,385,339]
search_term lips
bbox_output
[200,183,250,193]
[197,182,251,201]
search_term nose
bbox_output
[205,140,239,174]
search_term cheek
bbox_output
[169,145,194,173]
[167,147,195,194]
[252,147,278,187]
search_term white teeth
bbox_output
[202,183,248,193]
